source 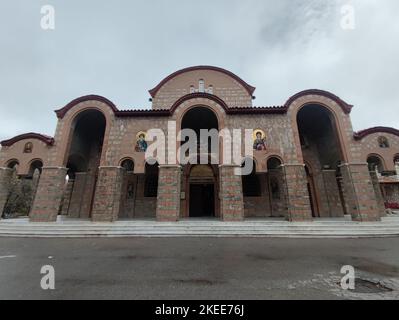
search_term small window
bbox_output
[378,136,390,148]
[207,85,213,94]
[23,142,33,153]
[199,79,205,93]
[189,85,195,94]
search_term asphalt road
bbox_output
[0,237,398,300]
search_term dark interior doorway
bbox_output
[189,184,215,217]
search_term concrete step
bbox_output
[1,217,399,238]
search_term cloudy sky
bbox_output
[0,0,398,141]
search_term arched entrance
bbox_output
[63,110,106,218]
[188,165,216,218]
[297,104,345,218]
[180,106,220,218]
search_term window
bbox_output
[378,136,390,148]
[242,159,261,197]
[189,85,195,94]
[23,142,33,153]
[121,159,134,172]
[144,163,159,197]
[199,79,205,93]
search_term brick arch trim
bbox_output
[148,65,256,98]
[1,133,54,147]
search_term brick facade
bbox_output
[30,167,68,222]
[156,165,181,222]
[219,165,244,221]
[282,164,313,221]
[91,167,124,222]
[0,168,13,218]
[1,66,398,224]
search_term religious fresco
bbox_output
[253,129,266,151]
[135,131,148,152]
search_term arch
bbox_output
[28,159,43,177]
[55,95,118,119]
[394,154,399,165]
[285,89,353,114]
[354,126,399,140]
[5,159,19,169]
[267,156,283,170]
[149,65,256,98]
[367,154,386,172]
[296,103,346,165]
[0,133,54,147]
[180,105,220,161]
[120,158,135,172]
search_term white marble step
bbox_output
[0,216,399,238]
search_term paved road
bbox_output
[0,237,398,300]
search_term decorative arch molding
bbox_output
[0,133,54,147]
[285,89,353,114]
[354,127,399,140]
[148,65,256,98]
[55,95,118,119]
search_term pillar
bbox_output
[219,165,244,221]
[67,173,87,218]
[91,166,124,222]
[30,167,68,222]
[0,167,14,218]
[339,163,381,222]
[369,170,386,217]
[156,165,181,222]
[282,164,312,221]
[60,178,74,216]
[322,170,344,217]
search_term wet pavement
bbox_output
[0,237,398,300]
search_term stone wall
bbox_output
[219,165,244,221]
[30,167,67,222]
[156,165,181,221]
[91,167,124,222]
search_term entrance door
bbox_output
[189,184,215,217]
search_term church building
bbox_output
[0,66,398,223]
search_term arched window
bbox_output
[242,159,261,197]
[144,162,159,197]
[28,160,43,177]
[6,160,19,169]
[394,155,399,165]
[378,136,390,148]
[189,85,195,94]
[367,155,384,173]
[121,159,134,172]
[23,142,33,153]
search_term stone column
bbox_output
[67,173,87,218]
[219,165,244,221]
[30,167,68,222]
[0,167,14,218]
[369,170,386,217]
[322,170,344,217]
[60,178,74,216]
[91,166,124,222]
[156,165,181,222]
[339,163,381,222]
[282,164,312,221]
